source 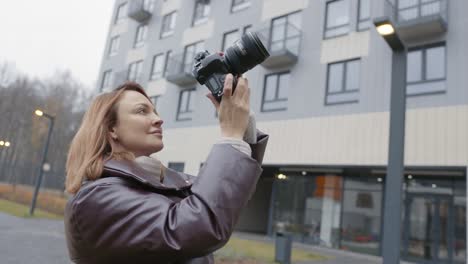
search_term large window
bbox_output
[272,173,343,247]
[101,70,113,91]
[114,2,127,24]
[341,176,383,256]
[161,11,177,38]
[128,60,144,82]
[108,36,120,57]
[192,0,210,26]
[261,72,290,112]
[397,0,442,21]
[150,54,165,80]
[357,0,371,31]
[324,0,350,38]
[326,59,360,105]
[406,43,446,96]
[134,24,148,48]
[270,12,302,54]
[222,30,239,51]
[183,41,204,73]
[177,88,196,121]
[231,0,251,12]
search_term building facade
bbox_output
[97,0,467,263]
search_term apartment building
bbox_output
[97,0,467,262]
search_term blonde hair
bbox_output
[65,82,150,194]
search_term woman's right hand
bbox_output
[206,74,250,140]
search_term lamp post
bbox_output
[29,109,55,216]
[0,140,11,179]
[0,140,11,147]
[374,17,407,263]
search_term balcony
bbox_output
[128,0,153,23]
[258,22,302,69]
[384,0,448,41]
[165,54,197,86]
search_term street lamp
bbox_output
[29,109,55,216]
[374,16,407,263]
[0,140,11,147]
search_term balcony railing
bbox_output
[384,0,448,40]
[128,0,153,23]
[165,53,197,86]
[257,22,302,69]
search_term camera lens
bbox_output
[224,32,270,74]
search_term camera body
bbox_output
[192,32,270,102]
[192,51,238,101]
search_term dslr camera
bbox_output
[192,32,270,101]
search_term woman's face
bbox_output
[110,90,164,157]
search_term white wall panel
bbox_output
[146,79,168,96]
[110,20,129,37]
[161,0,181,15]
[320,31,370,64]
[126,47,146,64]
[156,105,468,175]
[182,20,214,46]
[261,0,309,21]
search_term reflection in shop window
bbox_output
[356,192,373,209]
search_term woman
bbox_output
[64,74,268,264]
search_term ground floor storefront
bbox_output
[235,165,467,264]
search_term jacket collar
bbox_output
[102,159,192,191]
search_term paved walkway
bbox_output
[0,212,70,264]
[0,211,415,263]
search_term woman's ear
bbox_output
[109,127,118,141]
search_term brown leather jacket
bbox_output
[64,132,268,264]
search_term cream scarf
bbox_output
[134,155,164,182]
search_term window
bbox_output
[150,54,165,80]
[261,72,290,112]
[143,0,155,12]
[115,2,127,24]
[192,0,210,26]
[231,0,251,12]
[177,88,196,121]
[326,59,360,105]
[134,24,148,48]
[270,12,301,54]
[183,42,204,73]
[161,11,177,38]
[357,0,371,31]
[150,95,160,106]
[222,30,239,51]
[324,0,350,38]
[164,50,173,77]
[397,0,442,21]
[108,36,120,57]
[341,176,382,255]
[128,60,144,82]
[406,43,446,96]
[101,70,113,91]
[168,162,185,172]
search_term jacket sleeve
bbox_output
[71,135,268,262]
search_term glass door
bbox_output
[402,194,454,263]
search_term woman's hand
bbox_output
[206,74,250,140]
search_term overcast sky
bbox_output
[0,0,114,88]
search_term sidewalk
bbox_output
[233,232,415,264]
